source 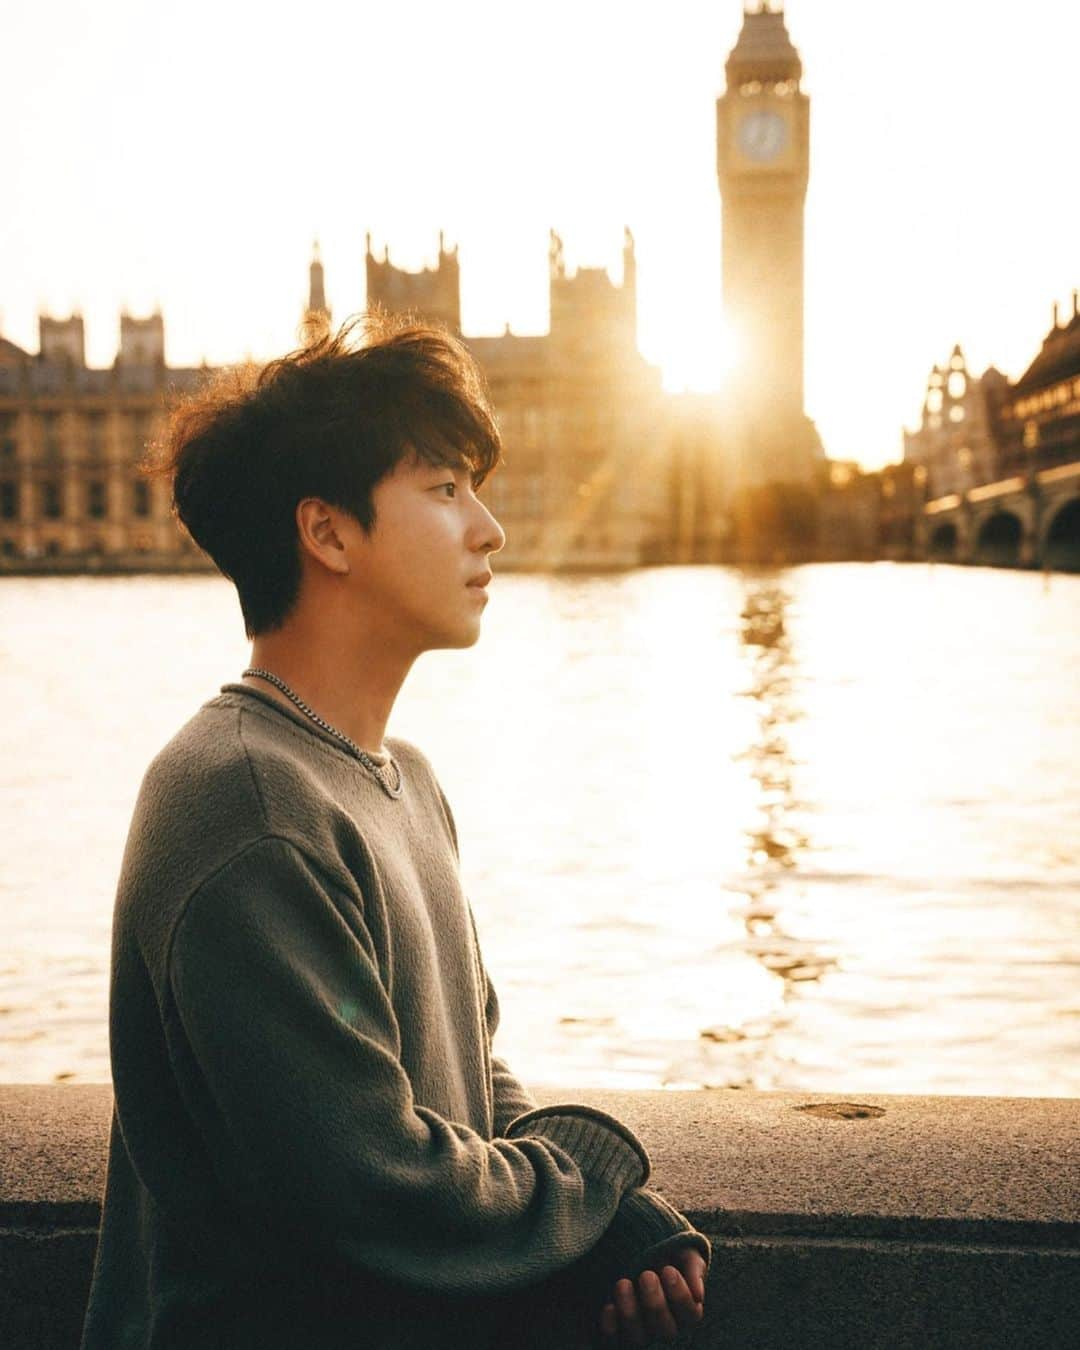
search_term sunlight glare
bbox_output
[659,308,741,395]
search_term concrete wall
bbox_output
[2,1084,1077,1348]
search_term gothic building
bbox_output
[903,293,1080,499]
[0,228,665,573]
[0,3,832,575]
[0,313,205,569]
[903,344,1008,498]
[365,227,664,568]
[994,292,1080,477]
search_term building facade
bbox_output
[902,343,1009,498]
[0,4,844,576]
[0,314,206,569]
[904,296,1080,496]
[994,292,1080,478]
[366,228,666,569]
[898,295,1080,569]
[0,230,666,574]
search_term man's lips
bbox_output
[467,572,492,588]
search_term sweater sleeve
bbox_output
[464,919,711,1296]
[576,1187,713,1303]
[166,836,649,1297]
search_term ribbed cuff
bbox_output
[582,1187,712,1297]
[503,1104,651,1189]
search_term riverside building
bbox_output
[0,5,876,575]
[0,230,665,573]
[0,315,206,570]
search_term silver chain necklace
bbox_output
[241,668,403,799]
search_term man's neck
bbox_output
[244,628,415,758]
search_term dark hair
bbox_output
[143,311,502,636]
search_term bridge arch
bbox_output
[974,511,1023,567]
[1042,496,1080,572]
[928,521,959,561]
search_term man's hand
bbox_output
[597,1247,707,1346]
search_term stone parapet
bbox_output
[1,1084,1077,1347]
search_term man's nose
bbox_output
[474,499,506,555]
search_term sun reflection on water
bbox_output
[1,566,1078,1095]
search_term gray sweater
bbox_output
[80,683,710,1349]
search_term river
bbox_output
[1,563,1077,1095]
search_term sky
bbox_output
[3,0,1077,469]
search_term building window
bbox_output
[949,405,965,423]
[129,413,151,457]
[133,479,151,518]
[1,481,18,520]
[41,480,63,519]
[42,412,63,462]
[87,480,107,519]
[1,538,17,558]
[84,413,106,457]
[45,540,61,557]
[0,413,16,460]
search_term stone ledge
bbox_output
[2,1084,1078,1348]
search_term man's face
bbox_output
[339,454,506,654]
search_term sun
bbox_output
[657,309,742,395]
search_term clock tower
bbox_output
[717,3,821,485]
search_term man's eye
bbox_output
[439,482,457,498]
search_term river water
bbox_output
[1,564,1077,1096]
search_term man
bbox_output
[81,314,711,1349]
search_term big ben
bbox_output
[717,3,822,485]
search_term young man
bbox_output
[80,315,711,1349]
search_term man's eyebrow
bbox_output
[413,448,485,485]
[439,459,483,484]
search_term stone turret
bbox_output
[725,2,802,88]
[301,240,331,342]
[365,233,461,334]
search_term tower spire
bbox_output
[622,225,637,344]
[301,239,331,343]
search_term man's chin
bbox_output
[423,620,484,653]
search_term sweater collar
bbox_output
[216,682,391,766]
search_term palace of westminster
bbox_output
[1,4,1076,573]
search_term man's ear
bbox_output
[296,497,350,576]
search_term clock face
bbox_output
[736,109,788,163]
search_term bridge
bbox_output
[916,461,1080,569]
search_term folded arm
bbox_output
[166,836,649,1299]
[468,904,711,1297]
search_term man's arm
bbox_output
[581,1186,712,1297]
[443,781,711,1300]
[468,911,712,1295]
[166,836,649,1299]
